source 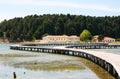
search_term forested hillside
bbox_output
[0,14,120,42]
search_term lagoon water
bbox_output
[0,44,115,79]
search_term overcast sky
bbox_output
[0,0,120,22]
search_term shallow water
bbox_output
[0,44,115,79]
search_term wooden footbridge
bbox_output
[22,43,120,49]
[10,43,120,79]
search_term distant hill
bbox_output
[0,14,120,42]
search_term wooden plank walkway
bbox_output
[22,43,120,49]
[69,48,120,79]
[10,45,120,79]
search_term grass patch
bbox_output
[14,60,85,71]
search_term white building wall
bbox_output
[42,35,80,44]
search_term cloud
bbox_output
[1,0,120,13]
[0,0,120,22]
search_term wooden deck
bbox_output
[72,48,120,79]
[22,43,120,49]
[10,45,120,79]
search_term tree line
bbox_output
[0,14,120,42]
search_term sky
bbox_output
[0,0,120,22]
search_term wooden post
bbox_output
[13,72,16,79]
